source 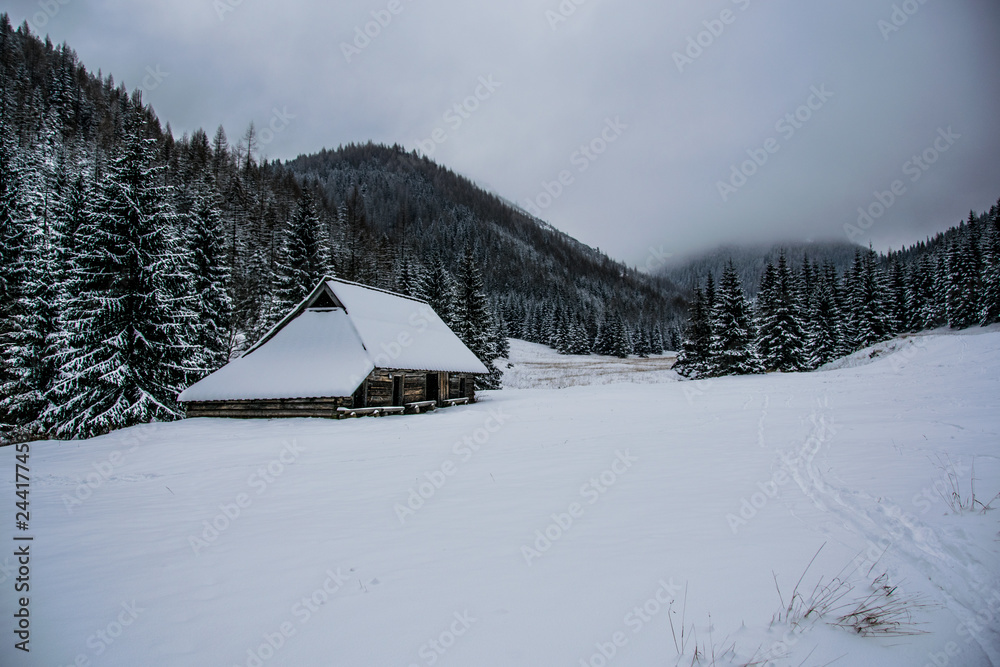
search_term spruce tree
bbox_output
[674,285,711,378]
[184,173,231,371]
[758,252,807,371]
[981,219,1000,326]
[946,217,982,329]
[424,254,457,327]
[454,245,501,389]
[708,262,760,375]
[50,94,196,438]
[808,264,844,368]
[276,189,327,310]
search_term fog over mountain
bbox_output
[4,0,998,265]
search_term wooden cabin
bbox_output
[177,278,488,419]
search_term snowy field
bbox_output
[3,329,1000,666]
[500,339,678,388]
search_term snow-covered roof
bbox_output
[178,278,488,402]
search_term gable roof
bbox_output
[178,277,488,403]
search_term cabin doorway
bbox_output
[352,381,367,409]
[392,375,403,406]
[426,373,439,403]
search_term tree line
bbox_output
[674,206,1000,378]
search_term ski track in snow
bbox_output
[788,436,1000,665]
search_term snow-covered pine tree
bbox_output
[631,325,650,358]
[184,172,231,371]
[492,309,510,359]
[885,258,909,337]
[674,284,711,378]
[0,122,27,373]
[650,322,664,355]
[276,189,327,311]
[454,244,501,389]
[706,262,760,376]
[755,262,778,365]
[981,214,1000,326]
[396,253,428,301]
[946,215,982,329]
[808,263,844,368]
[424,253,457,327]
[50,93,197,438]
[844,248,890,350]
[757,253,808,371]
[0,117,67,433]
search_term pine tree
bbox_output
[0,127,66,433]
[808,263,844,368]
[674,285,712,377]
[454,244,501,389]
[886,258,909,336]
[50,95,196,438]
[845,248,890,350]
[396,253,428,300]
[981,218,1000,326]
[707,262,760,376]
[754,262,778,364]
[0,128,28,433]
[758,252,807,371]
[424,253,457,327]
[946,217,982,329]
[184,172,231,371]
[276,189,327,310]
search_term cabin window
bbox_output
[307,289,342,310]
[459,377,467,397]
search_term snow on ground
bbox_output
[499,339,679,388]
[2,331,999,666]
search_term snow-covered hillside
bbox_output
[2,330,999,666]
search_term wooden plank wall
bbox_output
[185,397,350,419]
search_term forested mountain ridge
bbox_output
[0,17,683,441]
[658,240,862,297]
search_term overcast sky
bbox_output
[8,0,1000,267]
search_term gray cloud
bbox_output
[10,0,1000,265]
